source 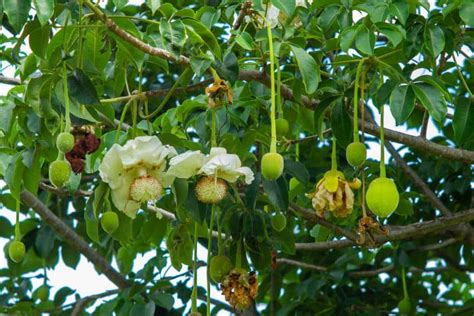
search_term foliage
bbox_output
[0,0,473,315]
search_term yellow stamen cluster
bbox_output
[220,269,258,311]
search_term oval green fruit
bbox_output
[8,240,25,263]
[398,297,412,315]
[36,285,50,302]
[271,213,287,232]
[261,152,284,181]
[366,177,399,218]
[49,160,71,187]
[210,255,233,283]
[56,132,75,153]
[346,142,367,167]
[275,118,289,137]
[101,211,119,234]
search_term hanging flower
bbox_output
[99,136,177,218]
[307,170,359,218]
[221,269,258,311]
[167,147,254,203]
[205,79,233,109]
[253,0,312,27]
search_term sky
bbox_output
[0,0,471,314]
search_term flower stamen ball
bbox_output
[195,176,228,204]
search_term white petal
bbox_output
[98,144,123,186]
[199,153,241,176]
[118,136,175,169]
[266,5,280,27]
[235,167,254,184]
[167,150,206,179]
[208,147,227,159]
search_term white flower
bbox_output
[99,136,177,218]
[168,147,254,185]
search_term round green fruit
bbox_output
[275,118,289,137]
[271,213,287,232]
[398,297,412,315]
[101,211,119,234]
[56,132,75,153]
[8,240,25,263]
[261,152,284,181]
[210,255,233,283]
[366,177,399,218]
[346,142,367,167]
[49,160,71,187]
[36,285,50,302]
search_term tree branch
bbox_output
[0,75,20,85]
[20,190,131,289]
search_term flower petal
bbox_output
[167,150,206,179]
[235,167,254,184]
[98,145,123,186]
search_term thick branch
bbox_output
[0,75,20,85]
[20,191,130,289]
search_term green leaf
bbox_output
[355,24,375,55]
[85,199,100,243]
[32,0,54,25]
[53,287,75,306]
[389,84,416,124]
[34,226,56,258]
[376,23,405,47]
[424,25,445,57]
[3,0,31,33]
[190,55,213,77]
[339,26,358,52]
[459,2,474,26]
[160,18,186,56]
[284,160,309,185]
[61,244,80,269]
[412,82,447,122]
[130,302,156,316]
[236,31,255,50]
[166,225,193,270]
[146,0,161,15]
[389,2,409,25]
[67,69,100,105]
[272,0,296,17]
[331,100,352,148]
[453,97,474,146]
[290,45,320,94]
[182,18,221,59]
[153,293,174,311]
[29,25,50,58]
[263,177,288,211]
[215,52,239,83]
[4,152,25,200]
[117,247,135,274]
[93,182,109,218]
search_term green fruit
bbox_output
[36,285,50,302]
[366,177,399,218]
[271,213,287,232]
[275,118,289,137]
[346,142,367,167]
[101,211,119,234]
[261,152,284,181]
[49,160,71,187]
[8,240,25,263]
[398,297,412,315]
[210,255,233,282]
[56,132,75,153]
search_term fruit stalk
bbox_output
[191,222,199,312]
[62,63,71,131]
[331,136,337,171]
[14,199,20,241]
[206,205,216,316]
[401,267,408,298]
[261,14,277,153]
[380,105,386,178]
[276,60,282,116]
[211,109,217,147]
[217,209,223,255]
[353,60,365,143]
[236,238,243,268]
[115,99,132,143]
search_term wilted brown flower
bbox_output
[307,170,359,218]
[220,268,258,311]
[205,79,233,109]
[65,127,100,173]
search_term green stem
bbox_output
[331,136,337,171]
[401,267,408,298]
[191,222,198,312]
[144,68,192,119]
[211,109,217,147]
[236,238,242,268]
[353,59,365,143]
[132,99,138,138]
[217,209,223,256]
[206,205,216,316]
[380,105,386,178]
[115,99,132,143]
[260,13,277,153]
[62,63,71,131]
[453,54,473,96]
[295,143,300,162]
[210,67,221,82]
[276,60,283,116]
[14,199,20,241]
